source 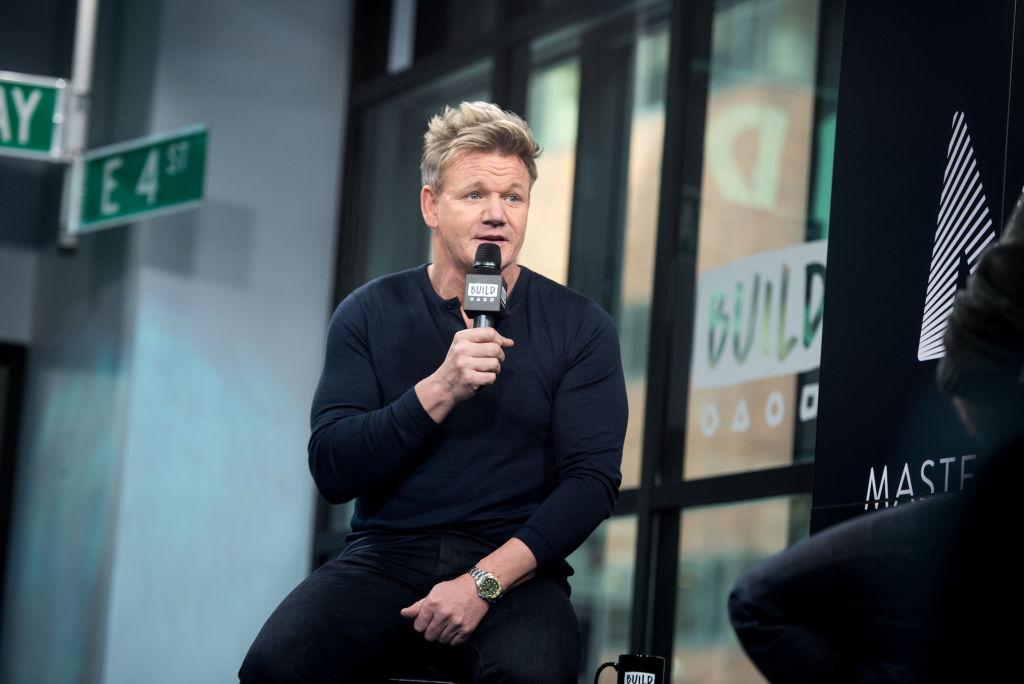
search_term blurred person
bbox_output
[239,101,627,683]
[925,187,1024,682]
[727,190,1024,683]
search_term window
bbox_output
[342,60,491,297]
[520,29,582,285]
[673,496,810,683]
[683,0,832,480]
[327,2,843,679]
[568,516,638,679]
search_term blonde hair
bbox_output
[421,101,541,191]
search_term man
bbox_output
[240,101,627,682]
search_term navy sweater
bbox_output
[308,264,627,568]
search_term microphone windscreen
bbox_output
[473,243,502,274]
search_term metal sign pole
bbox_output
[59,0,100,251]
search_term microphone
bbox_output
[464,243,507,328]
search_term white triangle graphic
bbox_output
[917,111,997,361]
[731,399,750,432]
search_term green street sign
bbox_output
[69,124,207,234]
[0,70,67,160]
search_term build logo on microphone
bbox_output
[467,283,499,301]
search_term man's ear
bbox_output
[421,185,439,229]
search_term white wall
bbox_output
[102,2,351,681]
[0,1,351,681]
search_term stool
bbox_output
[380,634,464,684]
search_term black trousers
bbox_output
[728,496,961,683]
[239,530,581,683]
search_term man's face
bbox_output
[420,151,531,275]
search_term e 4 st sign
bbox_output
[68,124,207,234]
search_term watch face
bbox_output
[478,576,501,599]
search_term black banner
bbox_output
[812,0,1021,531]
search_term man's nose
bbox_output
[482,195,505,224]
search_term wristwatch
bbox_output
[468,566,502,603]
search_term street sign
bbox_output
[68,124,207,234]
[0,70,67,160]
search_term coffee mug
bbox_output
[594,653,665,684]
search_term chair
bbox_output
[379,633,464,684]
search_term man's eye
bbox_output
[468,191,482,200]
[507,194,521,203]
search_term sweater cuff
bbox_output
[513,527,555,569]
[395,386,441,437]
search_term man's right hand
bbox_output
[415,327,514,423]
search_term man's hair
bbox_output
[420,101,541,191]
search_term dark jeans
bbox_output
[239,531,581,683]
[728,496,961,683]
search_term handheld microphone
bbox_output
[464,243,507,328]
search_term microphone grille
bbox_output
[473,243,502,274]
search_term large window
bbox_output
[618,23,670,489]
[520,28,581,285]
[568,516,637,678]
[673,495,810,683]
[683,0,832,481]
[346,61,492,290]
[324,1,844,680]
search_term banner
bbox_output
[811,0,1019,531]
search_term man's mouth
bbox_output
[476,235,506,242]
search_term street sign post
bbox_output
[68,124,207,234]
[0,70,68,160]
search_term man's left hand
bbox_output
[400,574,489,646]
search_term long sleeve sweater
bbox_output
[308,264,627,569]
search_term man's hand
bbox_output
[415,328,514,423]
[400,574,489,646]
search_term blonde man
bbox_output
[241,102,627,683]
